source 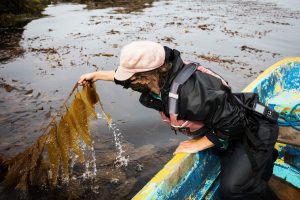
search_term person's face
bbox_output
[127,75,151,93]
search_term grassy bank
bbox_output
[0,0,50,27]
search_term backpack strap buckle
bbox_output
[168,63,198,117]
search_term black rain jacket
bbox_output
[117,46,278,169]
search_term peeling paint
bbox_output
[243,57,300,188]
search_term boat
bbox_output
[132,57,300,200]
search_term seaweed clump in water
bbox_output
[0,83,111,193]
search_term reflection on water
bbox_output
[0,27,25,64]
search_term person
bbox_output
[78,41,279,200]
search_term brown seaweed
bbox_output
[71,92,92,147]
[46,122,61,185]
[0,83,110,191]
[57,116,71,177]
[81,85,98,119]
[65,112,85,163]
[2,134,48,190]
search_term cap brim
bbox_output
[114,66,135,81]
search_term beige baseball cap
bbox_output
[114,41,165,81]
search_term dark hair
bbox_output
[132,62,172,88]
[115,62,172,89]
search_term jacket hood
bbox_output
[161,46,185,94]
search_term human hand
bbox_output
[173,139,202,155]
[78,72,96,86]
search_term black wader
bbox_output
[219,114,279,200]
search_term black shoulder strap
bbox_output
[168,63,198,116]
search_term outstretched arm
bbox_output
[78,70,115,85]
[173,136,214,154]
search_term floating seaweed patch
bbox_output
[0,83,111,192]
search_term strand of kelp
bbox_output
[0,83,112,190]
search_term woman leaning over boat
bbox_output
[78,41,279,200]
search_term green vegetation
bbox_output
[0,0,50,27]
[0,0,50,15]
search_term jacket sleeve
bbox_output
[178,72,245,149]
[178,71,227,122]
[205,132,223,148]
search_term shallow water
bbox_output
[0,0,300,199]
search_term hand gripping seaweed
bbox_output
[0,83,111,191]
